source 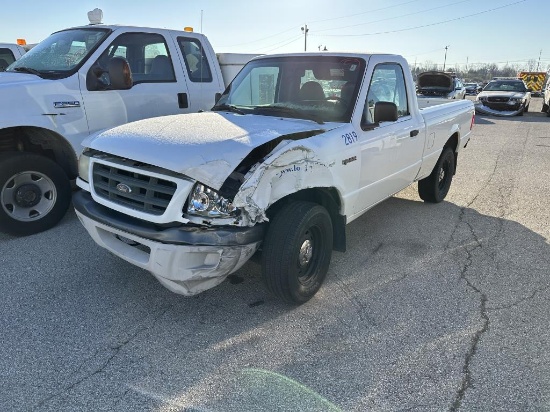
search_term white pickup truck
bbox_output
[0,22,256,235]
[74,52,475,304]
[0,43,26,71]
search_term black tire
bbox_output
[261,201,333,304]
[0,152,71,236]
[418,147,455,203]
[524,103,529,113]
[546,104,550,117]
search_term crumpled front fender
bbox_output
[233,144,334,225]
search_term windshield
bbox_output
[7,28,110,78]
[213,55,366,123]
[483,81,527,92]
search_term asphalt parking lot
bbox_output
[1,97,549,412]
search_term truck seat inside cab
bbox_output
[149,55,174,80]
[299,81,325,101]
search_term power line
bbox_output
[259,36,303,53]
[309,0,424,24]
[313,0,527,37]
[315,0,475,33]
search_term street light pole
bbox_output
[301,24,309,52]
[443,45,449,71]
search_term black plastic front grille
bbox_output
[487,96,510,103]
[92,163,177,215]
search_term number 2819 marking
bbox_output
[342,131,358,145]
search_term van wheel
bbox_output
[0,152,71,236]
[261,201,333,304]
[418,147,455,203]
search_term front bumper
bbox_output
[474,101,525,117]
[73,190,264,296]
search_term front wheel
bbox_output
[418,147,455,203]
[0,152,71,236]
[261,201,333,304]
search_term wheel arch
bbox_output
[266,187,347,252]
[444,132,459,174]
[0,126,77,179]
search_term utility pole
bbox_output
[536,49,542,71]
[443,45,449,71]
[301,24,309,52]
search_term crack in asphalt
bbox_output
[448,123,529,411]
[332,272,377,326]
[488,283,550,311]
[32,304,173,410]
[449,221,488,412]
[445,127,527,412]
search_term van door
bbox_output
[81,31,189,136]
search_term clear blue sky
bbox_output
[2,0,548,72]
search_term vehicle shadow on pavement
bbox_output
[2,195,549,411]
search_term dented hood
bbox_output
[86,112,325,189]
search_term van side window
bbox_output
[90,32,175,88]
[177,37,213,83]
[363,63,409,125]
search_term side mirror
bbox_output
[108,57,133,90]
[374,101,398,123]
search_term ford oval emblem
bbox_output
[116,183,132,194]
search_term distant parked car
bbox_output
[464,83,481,95]
[475,79,531,116]
[416,71,466,100]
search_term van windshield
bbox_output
[213,55,366,123]
[7,28,110,79]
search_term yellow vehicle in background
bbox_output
[518,71,548,97]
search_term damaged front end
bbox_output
[474,96,526,116]
[74,126,328,296]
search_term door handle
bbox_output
[178,93,188,109]
[410,129,419,137]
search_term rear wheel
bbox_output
[418,147,455,203]
[261,201,333,304]
[0,152,71,236]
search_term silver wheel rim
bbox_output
[298,239,313,268]
[1,171,57,222]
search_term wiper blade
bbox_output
[13,67,43,77]
[253,106,324,124]
[211,104,246,115]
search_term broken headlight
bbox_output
[186,183,238,218]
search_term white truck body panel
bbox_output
[74,52,475,298]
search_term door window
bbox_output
[177,37,213,82]
[363,63,409,125]
[0,48,16,71]
[88,32,175,89]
